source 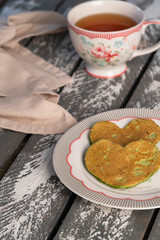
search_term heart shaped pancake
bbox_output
[85,139,160,188]
[89,118,160,146]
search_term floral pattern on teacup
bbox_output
[70,31,140,67]
[91,46,119,62]
[78,37,123,66]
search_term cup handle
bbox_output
[132,18,160,58]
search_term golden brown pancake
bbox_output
[89,119,160,146]
[84,139,160,188]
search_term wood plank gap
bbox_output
[142,209,159,240]
[56,58,82,95]
[47,193,77,240]
[22,37,35,47]
[70,58,82,77]
[0,0,7,8]
[120,51,157,109]
[0,134,31,180]
[54,0,66,11]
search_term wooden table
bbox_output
[1,0,160,239]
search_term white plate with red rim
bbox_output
[53,108,160,209]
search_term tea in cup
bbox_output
[67,1,160,78]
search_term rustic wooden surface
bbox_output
[0,0,160,239]
[148,210,160,240]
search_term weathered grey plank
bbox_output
[0,0,81,239]
[0,0,7,8]
[127,47,160,109]
[27,33,79,75]
[57,0,88,14]
[0,0,62,15]
[0,0,75,237]
[1,1,160,240]
[0,130,26,179]
[53,0,160,239]
[54,197,154,240]
[128,6,160,101]
[0,134,72,240]
[148,210,160,240]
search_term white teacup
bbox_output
[67,1,160,78]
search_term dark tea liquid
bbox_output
[75,13,137,32]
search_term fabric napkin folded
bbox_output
[0,11,77,134]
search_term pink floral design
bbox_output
[91,45,119,62]
[132,44,137,50]
[123,37,128,42]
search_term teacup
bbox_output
[67,1,160,78]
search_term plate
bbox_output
[53,108,160,209]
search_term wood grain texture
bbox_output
[0,1,74,239]
[127,48,160,109]
[1,0,160,239]
[126,0,160,110]
[148,210,160,240]
[0,0,62,14]
[53,0,160,239]
[27,33,80,75]
[0,130,26,179]
[0,134,72,240]
[54,197,153,240]
[0,0,79,239]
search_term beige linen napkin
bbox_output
[0,11,77,134]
